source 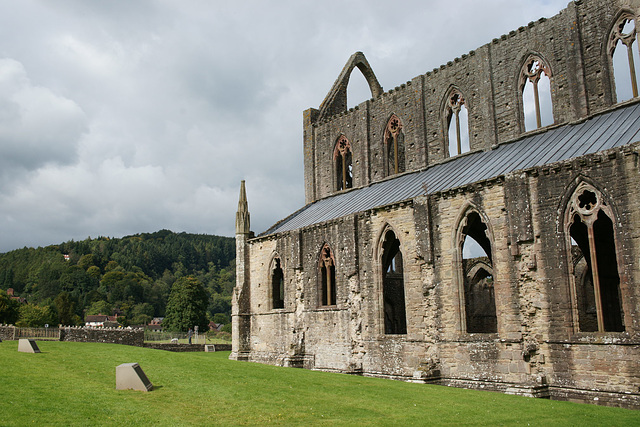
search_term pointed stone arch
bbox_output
[384,114,405,176]
[375,223,407,335]
[318,52,383,120]
[560,177,626,333]
[517,53,554,131]
[333,134,353,191]
[606,9,640,101]
[452,203,497,333]
[441,85,471,157]
[318,243,337,306]
[269,252,285,310]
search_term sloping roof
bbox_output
[85,315,109,322]
[261,101,640,237]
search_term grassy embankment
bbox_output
[0,340,638,426]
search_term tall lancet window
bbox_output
[381,228,407,334]
[271,257,284,309]
[384,114,405,176]
[446,89,470,157]
[334,135,353,191]
[319,244,336,306]
[520,56,553,131]
[609,14,640,102]
[566,183,625,332]
[458,210,497,333]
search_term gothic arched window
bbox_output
[445,89,470,157]
[271,256,284,309]
[384,115,405,176]
[456,209,497,333]
[334,135,353,191]
[520,55,553,131]
[319,244,336,306]
[381,228,407,334]
[609,14,640,102]
[566,183,625,332]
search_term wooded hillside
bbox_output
[0,230,235,327]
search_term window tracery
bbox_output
[445,90,470,157]
[319,244,336,306]
[609,14,640,101]
[384,115,405,176]
[520,55,553,131]
[334,135,353,191]
[566,183,624,332]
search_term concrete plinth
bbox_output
[18,339,40,353]
[116,363,153,391]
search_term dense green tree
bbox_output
[85,300,112,316]
[212,313,230,324]
[163,276,209,332]
[54,292,79,325]
[129,302,154,325]
[0,230,235,325]
[0,291,20,324]
[16,304,56,327]
[86,266,101,280]
[77,254,95,271]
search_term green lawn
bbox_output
[0,341,638,426]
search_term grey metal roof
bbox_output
[261,102,640,236]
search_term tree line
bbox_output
[0,230,235,331]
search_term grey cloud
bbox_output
[0,0,568,252]
[0,58,86,183]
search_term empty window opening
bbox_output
[347,67,372,110]
[460,212,497,333]
[271,257,284,309]
[319,244,336,306]
[334,135,353,191]
[463,262,496,334]
[521,57,553,131]
[385,115,405,176]
[568,186,624,332]
[446,91,470,156]
[610,16,640,101]
[381,229,407,334]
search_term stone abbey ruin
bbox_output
[232,0,640,408]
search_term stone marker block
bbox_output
[205,344,216,352]
[116,363,153,391]
[18,339,40,353]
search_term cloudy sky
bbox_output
[0,0,570,253]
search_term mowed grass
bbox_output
[0,341,638,426]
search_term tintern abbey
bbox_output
[232,0,640,408]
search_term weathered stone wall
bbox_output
[0,324,15,341]
[143,343,231,352]
[236,0,640,409]
[59,327,144,347]
[240,140,640,407]
[304,0,635,204]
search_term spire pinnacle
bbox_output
[235,180,250,235]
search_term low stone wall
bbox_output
[0,324,15,341]
[143,343,232,352]
[59,326,144,347]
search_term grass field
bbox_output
[0,340,638,426]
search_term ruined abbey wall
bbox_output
[303,0,630,204]
[234,0,640,409]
